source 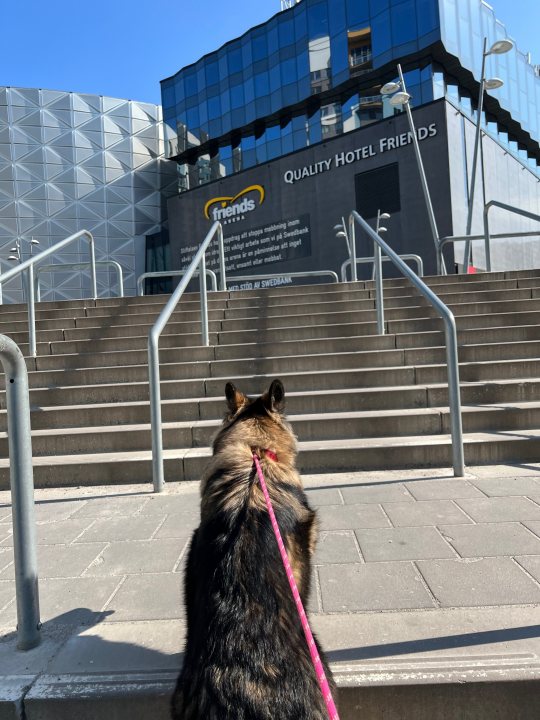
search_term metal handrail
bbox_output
[0,230,96,356]
[482,200,540,273]
[227,270,339,288]
[35,260,124,301]
[149,221,226,492]
[0,334,40,650]
[341,254,424,282]
[350,210,464,477]
[137,269,218,296]
[438,230,540,274]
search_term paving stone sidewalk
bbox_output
[1,463,540,718]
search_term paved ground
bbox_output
[1,463,540,717]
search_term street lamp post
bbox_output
[381,65,443,273]
[462,37,513,272]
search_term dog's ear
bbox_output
[225,382,248,415]
[262,378,285,413]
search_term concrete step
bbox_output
[5,339,540,392]
[1,428,540,488]
[4,277,540,332]
[1,268,538,319]
[2,378,538,432]
[10,323,538,373]
[3,283,539,348]
[13,308,540,357]
[2,357,537,409]
[4,403,539,458]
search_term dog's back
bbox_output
[171,379,335,720]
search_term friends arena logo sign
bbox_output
[204,185,265,225]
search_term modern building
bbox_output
[162,0,540,279]
[0,87,177,303]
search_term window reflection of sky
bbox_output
[161,0,540,191]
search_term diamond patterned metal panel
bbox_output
[0,86,177,302]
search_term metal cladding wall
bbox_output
[167,99,454,285]
[0,86,177,303]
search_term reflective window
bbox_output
[254,72,270,98]
[184,72,197,97]
[346,0,369,28]
[279,18,295,47]
[228,45,243,74]
[162,0,540,190]
[205,61,219,86]
[252,32,268,62]
[308,2,329,39]
[391,0,418,46]
[207,96,221,120]
[230,83,244,109]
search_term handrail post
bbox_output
[0,335,41,650]
[148,221,223,492]
[111,260,124,297]
[88,234,97,300]
[373,235,385,335]
[348,214,358,282]
[148,330,164,493]
[218,223,227,291]
[444,316,465,476]
[199,254,209,346]
[483,203,492,272]
[27,264,37,358]
[351,210,464,477]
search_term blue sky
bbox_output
[0,0,538,105]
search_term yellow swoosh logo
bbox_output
[204,184,265,219]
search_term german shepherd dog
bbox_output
[171,379,335,720]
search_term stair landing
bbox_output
[1,463,540,719]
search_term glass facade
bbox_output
[161,0,540,191]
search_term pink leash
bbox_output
[252,452,340,720]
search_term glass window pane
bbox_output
[228,45,243,74]
[207,96,221,120]
[205,61,219,85]
[279,18,295,47]
[230,83,244,109]
[184,72,197,97]
[252,33,268,62]
[392,0,418,46]
[346,0,369,28]
[254,72,269,98]
[308,1,329,39]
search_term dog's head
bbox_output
[212,378,297,465]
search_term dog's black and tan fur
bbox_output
[171,379,335,720]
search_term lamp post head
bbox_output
[336,231,348,239]
[381,81,401,95]
[379,212,391,220]
[378,227,388,233]
[484,77,504,90]
[30,238,40,245]
[8,256,19,262]
[487,39,513,55]
[389,91,411,107]
[333,224,344,231]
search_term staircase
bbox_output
[1,269,540,488]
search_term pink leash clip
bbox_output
[252,453,340,720]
